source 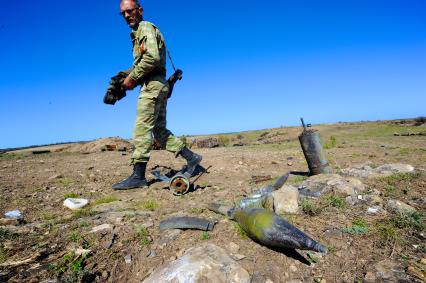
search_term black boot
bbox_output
[112,162,148,190]
[179,147,202,176]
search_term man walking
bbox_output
[112,0,201,190]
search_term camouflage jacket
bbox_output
[129,21,167,83]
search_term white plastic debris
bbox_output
[4,210,22,219]
[63,198,89,210]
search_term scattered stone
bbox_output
[193,137,220,148]
[74,248,92,256]
[364,271,376,283]
[265,279,274,283]
[289,265,298,272]
[341,163,415,178]
[63,198,89,210]
[228,242,240,254]
[159,229,182,245]
[48,174,63,180]
[367,206,383,215]
[91,224,113,233]
[385,200,416,214]
[124,255,132,264]
[420,258,426,266]
[146,250,156,258]
[370,260,405,282]
[0,218,18,226]
[101,271,109,279]
[324,227,343,238]
[232,254,246,260]
[298,174,365,198]
[142,244,250,283]
[272,185,299,214]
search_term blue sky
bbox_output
[0,0,425,148]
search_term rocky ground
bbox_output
[0,120,425,282]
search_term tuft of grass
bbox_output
[0,152,26,159]
[301,198,322,216]
[63,193,79,199]
[379,172,422,185]
[58,178,74,188]
[133,199,159,211]
[324,136,337,149]
[325,195,346,209]
[390,212,425,232]
[0,246,8,264]
[93,195,118,206]
[135,225,151,247]
[72,208,97,219]
[288,175,308,185]
[42,212,56,221]
[0,228,18,241]
[343,218,368,235]
[218,135,231,146]
[48,252,90,279]
[200,231,210,240]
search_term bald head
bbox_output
[120,0,143,30]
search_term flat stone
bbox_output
[143,243,250,283]
[385,200,416,214]
[298,174,365,198]
[159,229,182,245]
[91,224,113,233]
[273,185,299,214]
[341,163,415,179]
[373,260,405,282]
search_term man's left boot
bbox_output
[179,147,202,176]
[112,162,148,190]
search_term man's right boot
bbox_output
[112,162,148,190]
[179,147,202,176]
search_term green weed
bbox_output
[0,228,18,241]
[133,199,159,211]
[324,136,337,149]
[136,225,151,247]
[343,218,368,235]
[63,193,79,199]
[72,208,97,219]
[200,231,210,240]
[390,212,425,232]
[0,246,7,264]
[93,195,118,206]
[325,195,346,209]
[288,175,308,185]
[58,178,74,188]
[301,198,322,216]
[0,152,25,159]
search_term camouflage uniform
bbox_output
[129,21,185,164]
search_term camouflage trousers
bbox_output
[131,76,185,163]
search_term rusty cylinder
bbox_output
[298,119,332,175]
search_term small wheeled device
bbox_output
[151,165,209,196]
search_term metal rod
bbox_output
[300,118,307,132]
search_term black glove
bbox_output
[103,71,129,105]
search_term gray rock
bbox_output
[298,174,365,198]
[375,164,415,175]
[143,243,250,283]
[386,200,416,214]
[91,224,113,233]
[159,229,182,245]
[372,260,406,282]
[341,163,415,179]
[272,185,299,214]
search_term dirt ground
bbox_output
[0,120,425,282]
